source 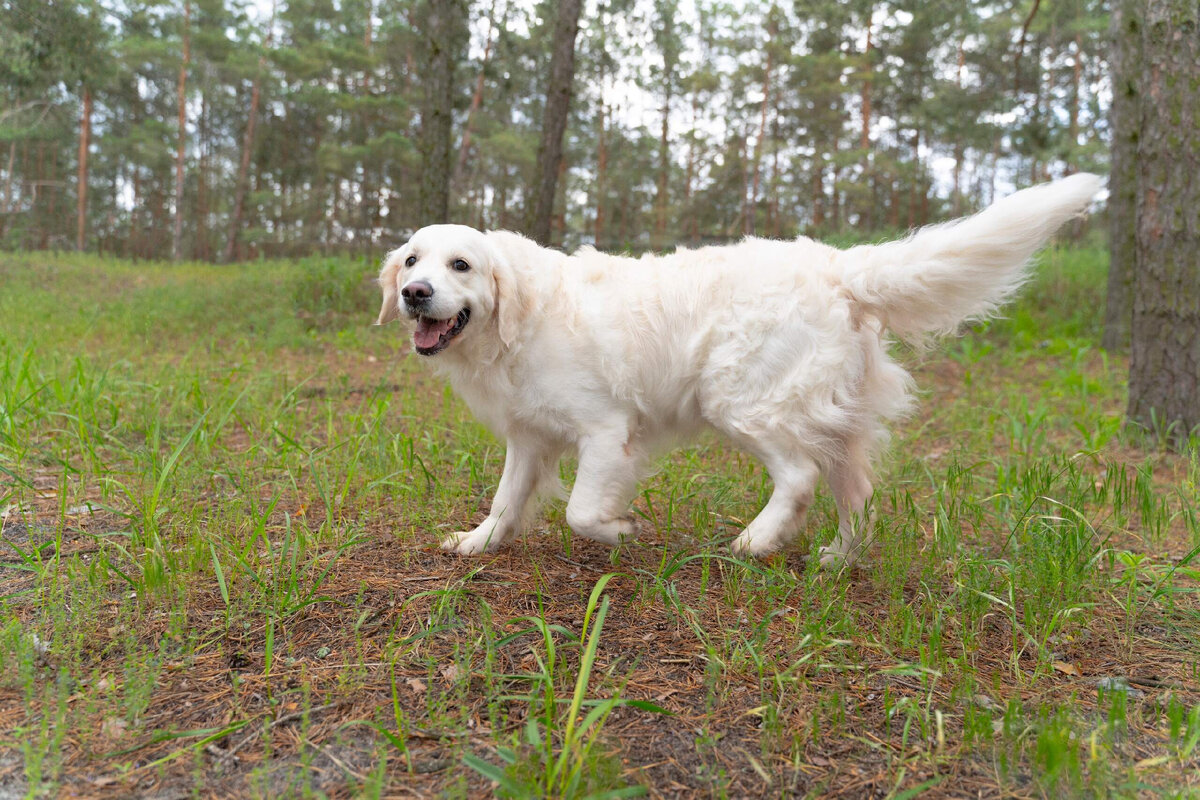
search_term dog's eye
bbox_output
[452,259,470,272]
[404,255,417,267]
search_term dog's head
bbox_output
[376,224,532,356]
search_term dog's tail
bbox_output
[837,173,1102,344]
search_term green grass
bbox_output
[0,244,1198,798]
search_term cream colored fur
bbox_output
[376,174,1102,565]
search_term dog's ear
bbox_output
[375,252,402,325]
[489,234,534,348]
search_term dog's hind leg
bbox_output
[443,438,558,555]
[729,450,820,558]
[565,432,642,546]
[818,438,876,568]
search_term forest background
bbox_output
[0,0,1108,261]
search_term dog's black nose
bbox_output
[401,281,433,304]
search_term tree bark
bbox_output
[551,155,567,241]
[456,0,501,182]
[747,15,775,237]
[738,134,751,236]
[768,119,780,237]
[831,139,841,232]
[594,101,607,246]
[907,130,919,229]
[527,0,583,244]
[1069,32,1082,155]
[952,40,964,216]
[1127,0,1200,442]
[1013,0,1043,93]
[130,166,141,258]
[197,93,210,261]
[76,87,91,251]
[811,162,824,229]
[860,16,872,153]
[36,143,47,249]
[2,140,14,215]
[172,1,191,261]
[860,12,873,229]
[655,90,672,245]
[1103,0,1138,351]
[683,94,698,241]
[225,63,264,262]
[888,172,899,228]
[361,0,375,248]
[417,0,468,223]
[1,140,15,239]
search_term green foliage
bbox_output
[289,257,380,332]
[464,574,667,798]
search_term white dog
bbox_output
[376,174,1101,565]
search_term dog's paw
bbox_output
[441,524,504,555]
[817,545,856,570]
[730,530,779,558]
[570,515,636,546]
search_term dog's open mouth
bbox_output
[413,308,470,355]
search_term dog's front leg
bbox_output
[442,439,550,555]
[565,432,641,546]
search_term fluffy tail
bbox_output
[838,173,1102,344]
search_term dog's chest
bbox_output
[442,365,576,443]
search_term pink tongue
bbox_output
[414,317,455,349]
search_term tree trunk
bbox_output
[225,68,264,262]
[769,120,780,237]
[226,6,273,262]
[860,19,872,153]
[920,171,929,225]
[748,17,775,237]
[417,0,468,223]
[551,156,567,244]
[1070,32,1082,160]
[655,88,671,246]
[594,101,607,246]
[172,1,191,261]
[860,10,873,229]
[76,87,92,251]
[1012,0,1043,93]
[196,93,210,261]
[36,143,48,249]
[130,166,141,259]
[306,124,326,251]
[1103,0,1139,352]
[907,131,919,229]
[1127,0,1200,442]
[684,94,698,241]
[1,140,14,217]
[363,0,373,92]
[888,173,899,228]
[361,0,375,249]
[811,163,824,229]
[952,41,964,216]
[831,154,841,231]
[456,0,501,182]
[1,140,16,240]
[739,134,751,236]
[527,0,583,244]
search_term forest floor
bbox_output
[0,246,1198,799]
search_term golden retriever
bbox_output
[376,174,1101,565]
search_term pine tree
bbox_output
[527,0,583,245]
[1103,0,1138,351]
[416,0,469,224]
[1126,0,1200,442]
